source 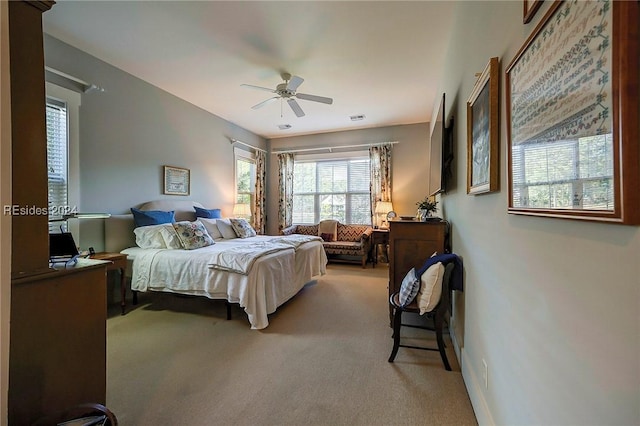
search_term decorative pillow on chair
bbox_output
[417,262,445,314]
[172,221,215,250]
[194,206,222,219]
[318,219,338,242]
[196,218,223,239]
[320,232,334,242]
[229,218,257,238]
[131,208,175,228]
[398,267,420,307]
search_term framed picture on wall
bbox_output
[506,0,640,224]
[467,57,500,195]
[163,165,190,196]
[523,0,544,24]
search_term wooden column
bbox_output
[8,0,53,278]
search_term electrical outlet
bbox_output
[482,358,488,389]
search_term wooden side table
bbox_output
[371,229,390,267]
[91,252,129,315]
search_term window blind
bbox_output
[292,157,371,225]
[46,98,68,230]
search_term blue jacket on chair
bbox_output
[416,253,463,291]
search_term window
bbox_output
[45,83,80,234]
[292,154,371,225]
[46,98,68,231]
[235,148,256,208]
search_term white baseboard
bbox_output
[461,350,495,426]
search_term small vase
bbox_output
[417,209,429,221]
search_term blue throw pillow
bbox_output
[194,206,222,219]
[130,208,175,228]
[398,267,420,307]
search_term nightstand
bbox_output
[371,228,390,267]
[91,252,129,315]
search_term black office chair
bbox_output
[388,262,454,370]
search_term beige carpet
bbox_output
[106,263,477,425]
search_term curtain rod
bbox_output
[229,138,266,153]
[271,141,399,155]
[44,66,104,93]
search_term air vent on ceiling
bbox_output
[278,124,292,130]
[350,114,366,121]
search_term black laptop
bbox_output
[49,232,81,265]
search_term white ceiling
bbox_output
[43,1,457,139]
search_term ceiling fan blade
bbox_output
[286,75,304,92]
[252,97,278,110]
[287,99,305,117]
[296,93,333,105]
[241,83,276,93]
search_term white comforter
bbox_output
[122,236,327,329]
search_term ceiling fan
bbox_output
[241,72,333,118]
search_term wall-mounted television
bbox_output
[428,93,453,196]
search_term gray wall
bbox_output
[44,35,266,251]
[267,123,430,235]
[440,2,639,425]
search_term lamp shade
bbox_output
[232,203,251,217]
[374,201,393,214]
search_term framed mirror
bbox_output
[506,0,639,224]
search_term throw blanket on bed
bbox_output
[208,242,294,275]
[270,234,323,250]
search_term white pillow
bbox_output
[160,225,183,249]
[134,224,169,249]
[215,218,238,239]
[197,218,223,239]
[134,223,183,249]
[417,262,445,314]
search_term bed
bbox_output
[105,200,327,329]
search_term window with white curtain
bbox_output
[292,152,371,225]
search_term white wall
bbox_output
[266,123,430,235]
[44,35,266,251]
[440,2,639,424]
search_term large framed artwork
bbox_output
[506,0,639,224]
[523,0,544,24]
[467,57,499,195]
[163,165,190,196]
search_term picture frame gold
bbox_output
[467,57,500,195]
[163,165,190,196]
[506,0,639,224]
[523,0,543,24]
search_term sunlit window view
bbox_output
[292,158,371,225]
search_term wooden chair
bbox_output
[388,262,454,370]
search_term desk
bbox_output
[371,229,390,267]
[91,252,128,315]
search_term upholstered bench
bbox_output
[282,221,373,268]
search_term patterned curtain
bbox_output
[369,144,393,224]
[253,150,266,234]
[278,153,295,233]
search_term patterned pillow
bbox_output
[398,267,420,307]
[172,221,214,250]
[229,218,257,238]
